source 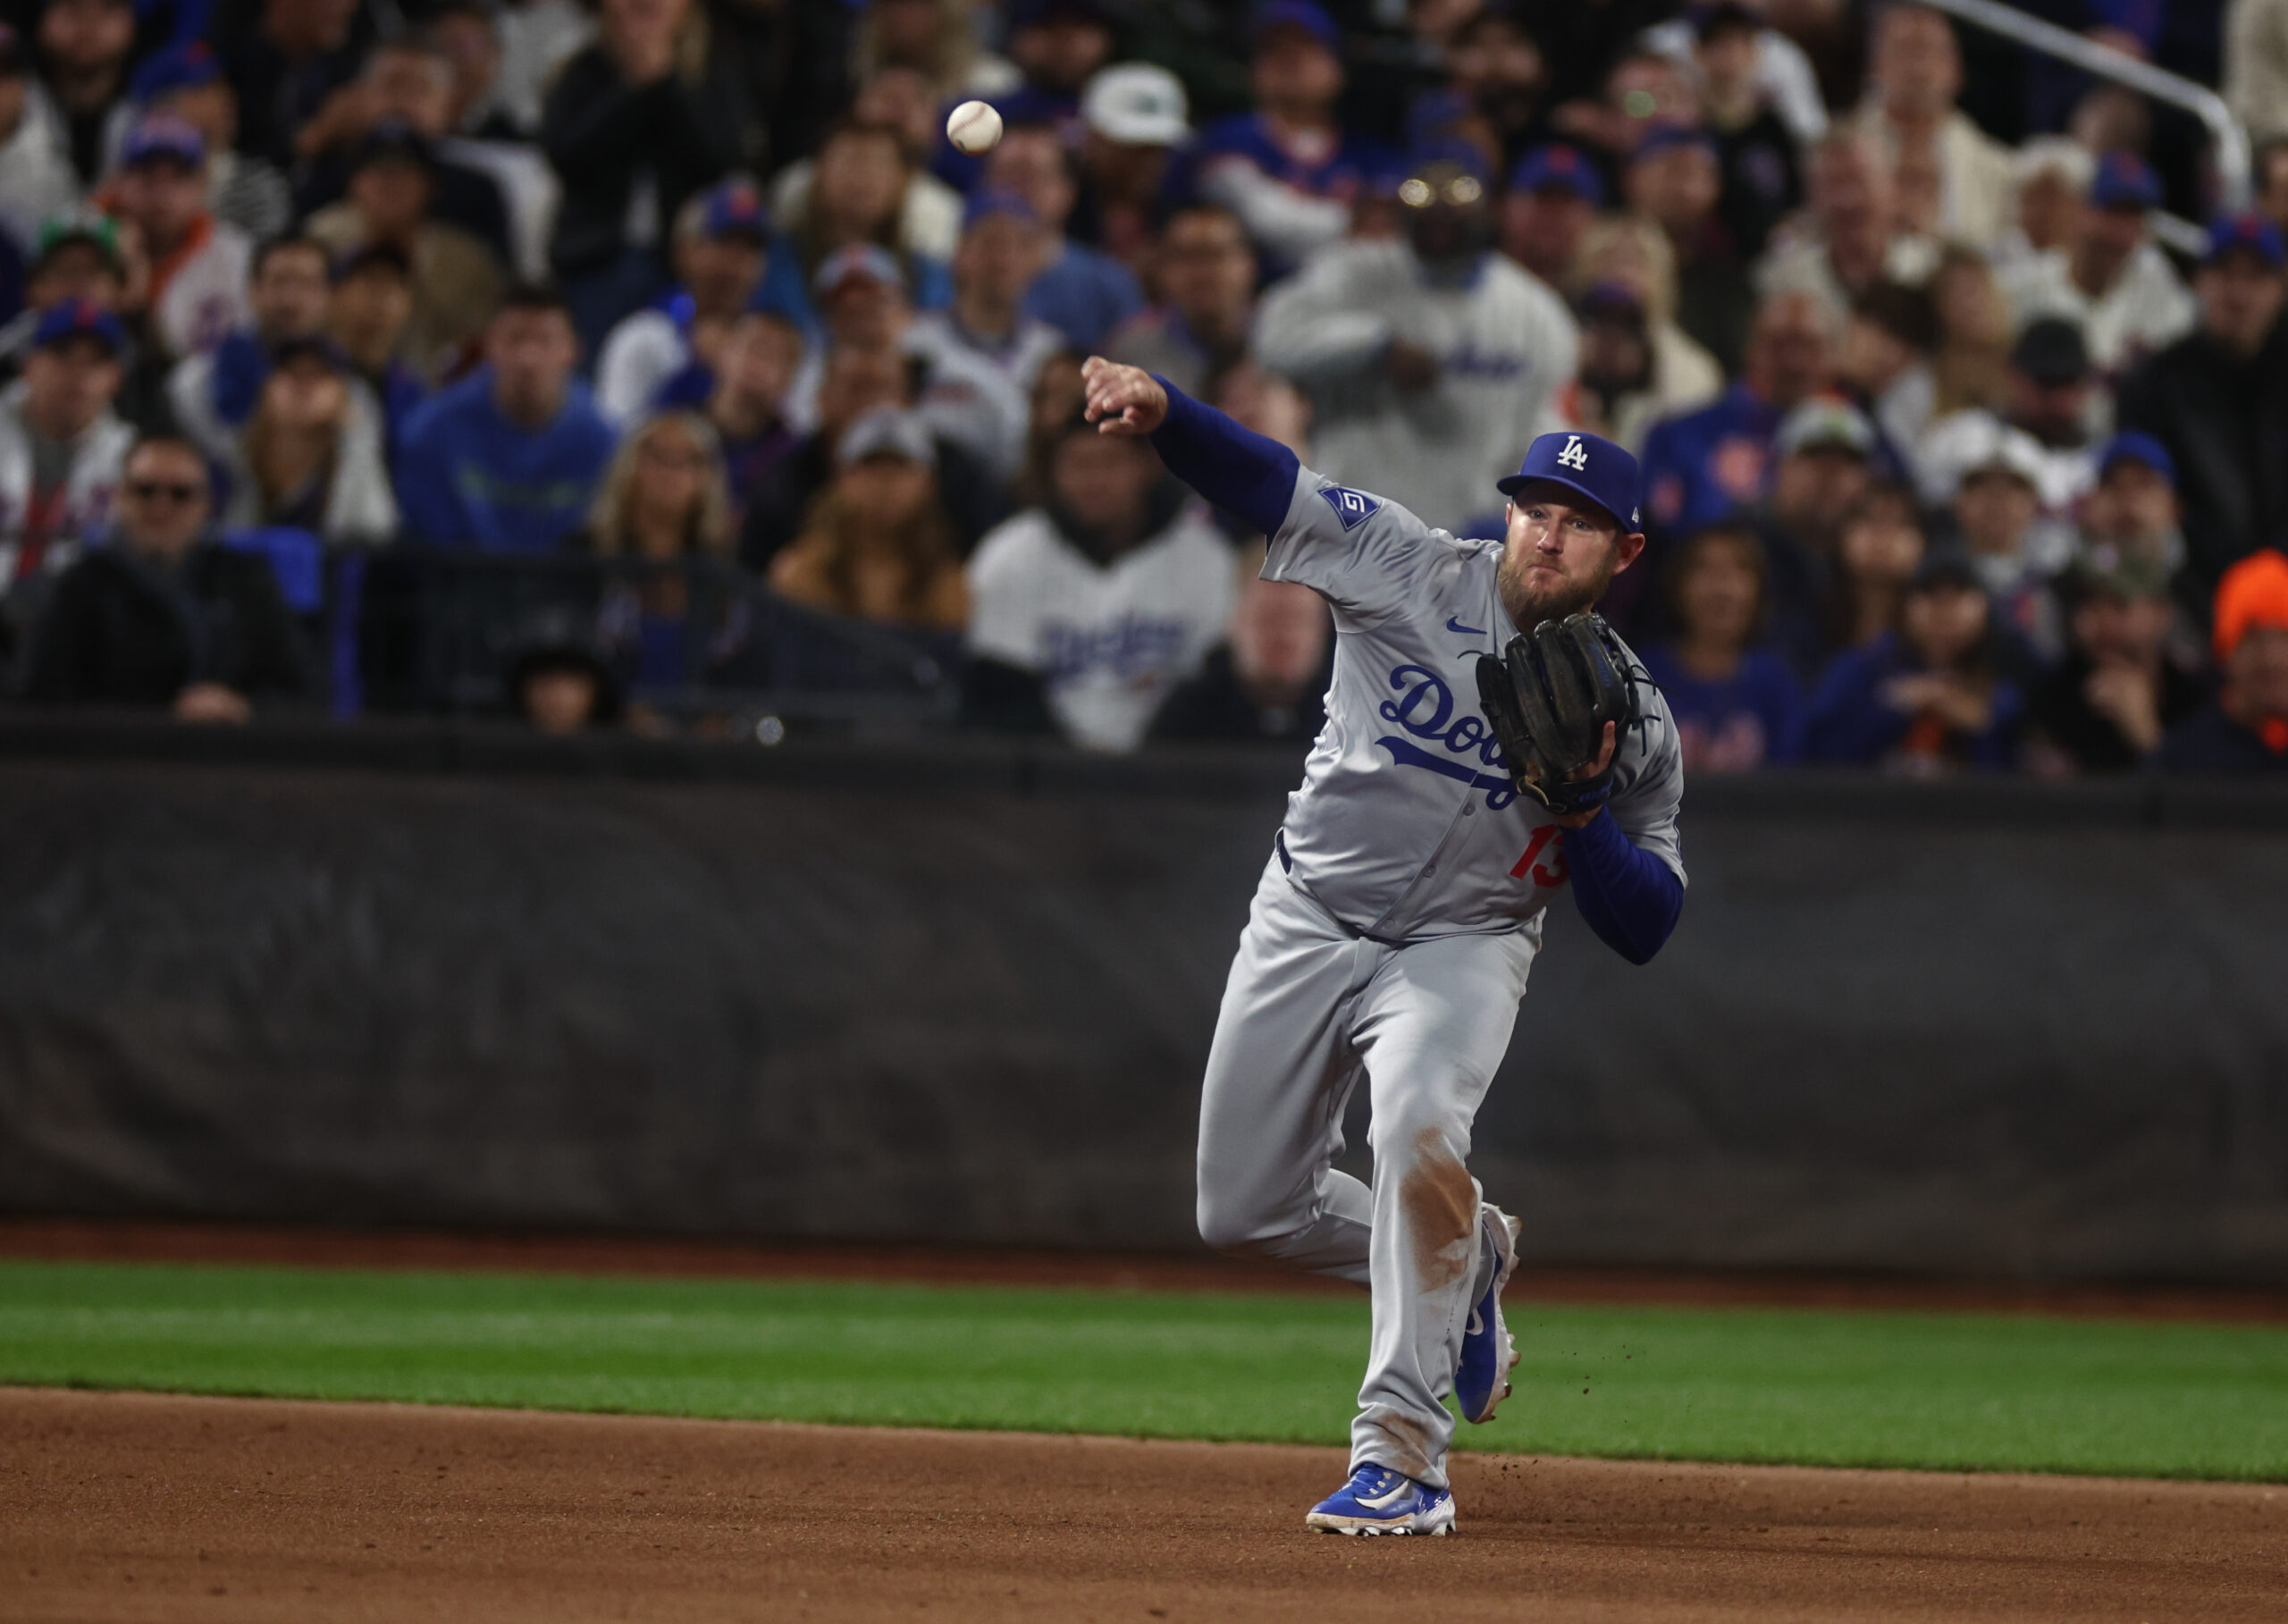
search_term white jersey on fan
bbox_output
[151,223,255,361]
[966,504,1237,753]
[903,311,1065,486]
[1254,240,1577,534]
[2000,242,2196,375]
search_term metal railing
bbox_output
[1918,0,2250,257]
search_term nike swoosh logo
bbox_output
[1358,1481,1415,1510]
[1445,616,1487,635]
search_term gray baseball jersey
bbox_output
[1260,466,1687,939]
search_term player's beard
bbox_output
[1496,541,1619,629]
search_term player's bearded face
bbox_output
[1496,492,1634,626]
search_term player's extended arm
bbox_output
[1082,358,1298,536]
[1565,811,1683,966]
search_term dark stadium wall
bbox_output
[0,743,2284,1283]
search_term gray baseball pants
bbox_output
[1195,854,1537,1490]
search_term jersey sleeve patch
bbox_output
[1316,485,1382,532]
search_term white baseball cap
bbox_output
[1081,63,1190,147]
[838,406,937,469]
[2012,135,2095,195]
[1944,417,2048,497]
[1775,396,1877,459]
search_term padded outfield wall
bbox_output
[0,717,2283,1283]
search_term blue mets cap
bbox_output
[120,111,206,169]
[1403,138,1491,189]
[1406,88,1472,147]
[1508,144,1604,208]
[1498,431,1642,532]
[1629,125,1719,166]
[2090,151,2159,211]
[2204,211,2286,269]
[2098,430,2175,484]
[1255,0,1341,53]
[697,180,768,241]
[130,39,223,102]
[962,189,1039,231]
[31,298,129,357]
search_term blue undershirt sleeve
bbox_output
[1564,809,1685,966]
[1146,376,1300,539]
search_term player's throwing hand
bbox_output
[1081,358,1167,436]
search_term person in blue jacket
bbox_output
[1636,289,1836,540]
[392,282,617,551]
[1806,551,2024,771]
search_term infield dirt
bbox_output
[4,1387,2284,1623]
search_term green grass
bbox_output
[2,1259,2284,1481]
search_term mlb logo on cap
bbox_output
[1497,431,1642,531]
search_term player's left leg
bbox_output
[1342,926,1539,1494]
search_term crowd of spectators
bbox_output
[0,0,2285,773]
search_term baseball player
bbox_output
[1081,357,1687,1536]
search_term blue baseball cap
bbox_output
[119,111,206,170]
[697,179,768,242]
[130,39,223,103]
[1497,431,1642,531]
[1509,144,1604,208]
[1255,0,1341,53]
[963,189,1039,231]
[31,298,129,357]
[812,241,906,297]
[349,115,433,172]
[2098,430,2175,484]
[1630,125,1719,166]
[2204,211,2286,269]
[1407,88,1472,147]
[2089,151,2159,211]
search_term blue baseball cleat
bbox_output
[1304,1464,1457,1536]
[1455,1204,1521,1425]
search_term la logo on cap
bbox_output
[1557,435,1589,471]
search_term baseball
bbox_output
[946,99,1003,156]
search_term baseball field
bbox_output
[4,1223,2286,1620]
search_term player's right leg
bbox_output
[1194,854,1381,1286]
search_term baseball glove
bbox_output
[1475,613,1637,815]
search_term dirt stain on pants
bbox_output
[1400,1127,1477,1292]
